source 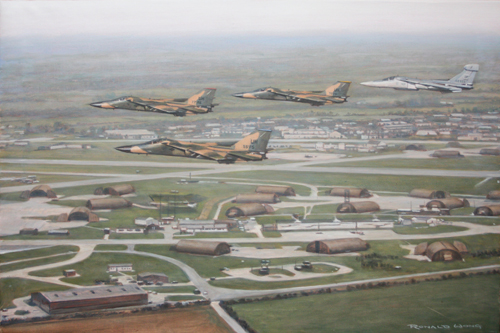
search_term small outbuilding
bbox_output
[426,197,469,210]
[233,193,280,204]
[306,238,369,254]
[86,198,132,210]
[336,201,380,213]
[107,264,133,272]
[328,187,371,198]
[103,184,136,196]
[63,269,77,277]
[175,240,231,256]
[19,228,38,235]
[255,185,296,196]
[486,190,500,200]
[405,144,426,151]
[473,204,500,216]
[479,148,500,156]
[226,203,274,218]
[20,185,57,199]
[409,189,450,199]
[424,241,462,262]
[431,150,463,158]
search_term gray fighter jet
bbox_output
[360,64,479,93]
[90,88,217,116]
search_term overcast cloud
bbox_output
[1,0,500,38]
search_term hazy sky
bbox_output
[1,0,500,38]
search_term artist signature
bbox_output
[408,324,482,330]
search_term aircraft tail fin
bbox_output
[448,64,479,86]
[324,81,351,97]
[233,129,272,153]
[187,88,217,108]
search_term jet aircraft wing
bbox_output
[226,151,264,161]
[131,101,209,115]
[270,91,326,105]
[402,79,462,93]
[160,142,219,161]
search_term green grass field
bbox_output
[29,252,189,285]
[140,235,500,288]
[0,254,77,273]
[0,278,71,309]
[1,227,104,240]
[216,171,498,196]
[0,163,205,175]
[392,224,468,235]
[232,275,499,333]
[316,156,500,171]
[0,245,79,263]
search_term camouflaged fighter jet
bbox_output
[360,64,479,93]
[90,88,218,116]
[232,81,351,106]
[115,129,272,164]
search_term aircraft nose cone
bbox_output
[360,81,383,87]
[232,93,244,98]
[115,145,132,153]
[89,101,115,109]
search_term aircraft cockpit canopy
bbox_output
[382,76,397,81]
[253,87,271,92]
[144,138,164,145]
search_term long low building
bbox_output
[426,197,469,210]
[86,197,132,210]
[255,185,296,196]
[233,193,280,204]
[20,185,57,199]
[328,187,371,198]
[486,190,500,200]
[175,239,231,256]
[414,241,463,262]
[31,285,148,314]
[431,150,463,158]
[306,238,369,254]
[409,189,450,199]
[226,203,274,218]
[336,201,380,213]
[474,204,500,216]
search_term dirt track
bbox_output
[1,306,233,333]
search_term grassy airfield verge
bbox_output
[217,170,498,196]
[138,235,499,289]
[0,254,77,274]
[0,174,99,188]
[392,224,468,235]
[316,155,500,171]
[29,252,189,285]
[231,274,499,333]
[0,163,206,175]
[0,278,71,309]
[0,246,79,263]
